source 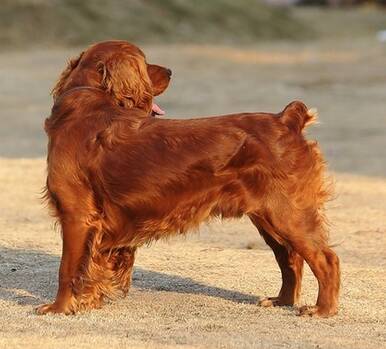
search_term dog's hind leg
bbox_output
[254,207,340,317]
[249,214,304,307]
[284,213,340,317]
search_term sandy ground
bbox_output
[0,38,385,348]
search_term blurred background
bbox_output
[0,0,385,176]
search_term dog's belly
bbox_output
[109,176,267,247]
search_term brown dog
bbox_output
[37,40,340,317]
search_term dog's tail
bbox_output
[280,100,318,134]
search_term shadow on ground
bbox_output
[0,246,258,307]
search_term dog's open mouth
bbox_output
[151,102,165,116]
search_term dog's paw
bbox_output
[298,305,319,316]
[259,297,294,307]
[35,302,74,315]
[298,305,337,318]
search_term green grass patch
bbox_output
[0,0,310,49]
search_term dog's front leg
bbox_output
[111,247,137,295]
[36,218,91,315]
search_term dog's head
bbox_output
[52,40,172,115]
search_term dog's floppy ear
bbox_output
[52,51,84,100]
[99,53,153,112]
[147,64,171,96]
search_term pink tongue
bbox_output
[152,103,165,115]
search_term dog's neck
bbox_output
[54,86,103,101]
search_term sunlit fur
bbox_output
[37,40,340,318]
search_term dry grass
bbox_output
[0,160,385,349]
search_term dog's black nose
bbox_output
[167,69,172,77]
